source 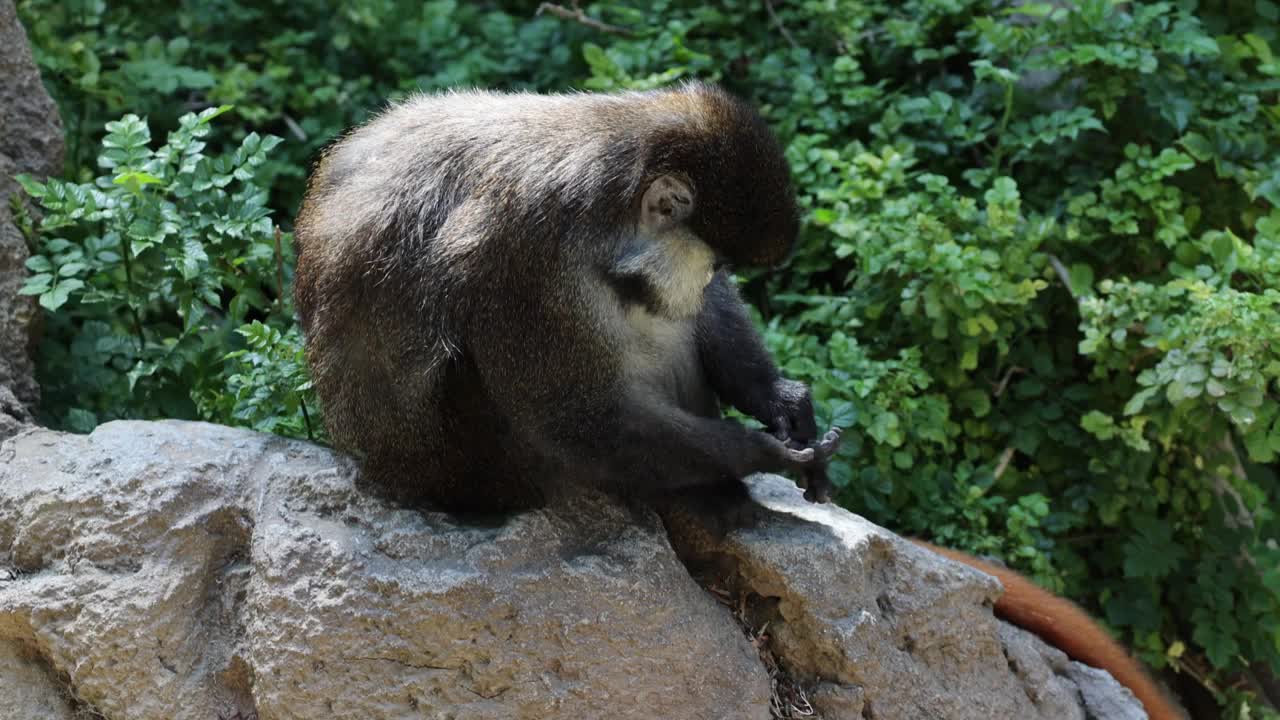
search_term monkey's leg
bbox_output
[695,271,836,502]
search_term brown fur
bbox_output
[293,83,838,513]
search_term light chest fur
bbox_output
[608,232,718,412]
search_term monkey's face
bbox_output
[640,166,799,275]
[693,144,801,270]
[649,88,801,270]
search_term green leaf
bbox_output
[14,173,46,198]
[113,170,163,188]
[196,105,234,125]
[1124,387,1158,416]
[1068,263,1095,297]
[40,283,72,311]
[24,256,53,273]
[1123,518,1186,579]
[18,274,53,294]
[1081,411,1115,439]
[1179,133,1214,162]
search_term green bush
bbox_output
[15,0,1280,715]
[15,108,316,440]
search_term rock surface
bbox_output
[0,0,64,438]
[0,421,771,720]
[0,420,1150,720]
[667,475,1149,720]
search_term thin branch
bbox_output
[1047,253,1078,302]
[119,234,146,351]
[1215,434,1255,530]
[273,225,286,312]
[300,397,315,442]
[993,447,1016,480]
[282,114,308,142]
[536,2,634,36]
[763,0,799,49]
[991,365,1025,398]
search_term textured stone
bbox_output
[0,0,64,435]
[0,420,770,720]
[0,420,1149,719]
[667,474,1149,720]
[0,638,78,719]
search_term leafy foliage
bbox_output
[14,0,1280,715]
[16,108,315,440]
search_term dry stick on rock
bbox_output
[536,2,634,36]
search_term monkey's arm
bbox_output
[467,295,837,496]
[695,272,833,501]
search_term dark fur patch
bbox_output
[605,270,666,316]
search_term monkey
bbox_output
[291,82,1188,717]
[911,539,1185,720]
[292,82,841,515]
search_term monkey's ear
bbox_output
[639,174,694,232]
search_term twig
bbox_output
[1047,253,1078,302]
[764,0,799,49]
[991,365,1025,398]
[1215,435,1255,530]
[273,226,286,311]
[120,234,146,351]
[282,114,308,142]
[993,447,1016,479]
[536,2,634,36]
[300,397,315,442]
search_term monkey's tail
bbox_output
[908,539,1184,720]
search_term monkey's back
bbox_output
[292,85,793,510]
[293,91,649,508]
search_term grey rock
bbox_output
[1069,662,1151,720]
[667,474,1149,720]
[0,0,64,179]
[0,384,32,442]
[0,638,78,719]
[0,420,1151,719]
[0,420,771,720]
[1000,622,1149,720]
[0,0,64,434]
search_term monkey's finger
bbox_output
[801,464,832,503]
[782,446,816,464]
[803,483,832,503]
[813,427,843,460]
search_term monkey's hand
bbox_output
[750,378,841,505]
[761,426,841,474]
[784,429,841,504]
[759,378,819,447]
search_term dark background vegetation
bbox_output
[12,1,1280,716]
